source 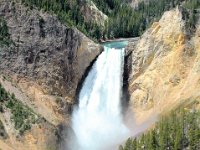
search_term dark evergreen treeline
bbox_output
[21,0,104,41]
[184,0,200,31]
[110,0,185,37]
[21,0,82,27]
[94,0,200,38]
[91,0,123,15]
[184,0,200,9]
[12,0,200,40]
[120,105,200,150]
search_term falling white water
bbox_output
[71,43,129,150]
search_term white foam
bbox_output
[71,46,129,150]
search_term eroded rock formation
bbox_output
[0,0,102,149]
[127,7,200,124]
[79,0,108,26]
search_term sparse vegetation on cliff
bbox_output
[120,103,200,150]
[0,83,39,135]
[0,120,8,139]
[0,17,12,46]
[20,0,103,41]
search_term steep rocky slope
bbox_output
[80,0,108,26]
[127,6,200,124]
[128,0,149,8]
[0,0,102,149]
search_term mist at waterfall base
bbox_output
[68,41,157,150]
[68,41,129,150]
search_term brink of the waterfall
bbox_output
[70,41,129,150]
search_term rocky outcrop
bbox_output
[129,0,149,8]
[80,0,108,26]
[0,0,102,100]
[127,7,200,124]
[0,0,102,149]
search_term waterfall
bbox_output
[71,43,129,150]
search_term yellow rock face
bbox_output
[128,7,200,124]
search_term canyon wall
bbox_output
[127,7,200,124]
[0,0,102,149]
[1,0,200,149]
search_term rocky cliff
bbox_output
[127,6,200,124]
[129,0,157,8]
[0,0,102,149]
[80,0,108,26]
[128,0,148,8]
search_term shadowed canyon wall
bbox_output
[0,0,102,149]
